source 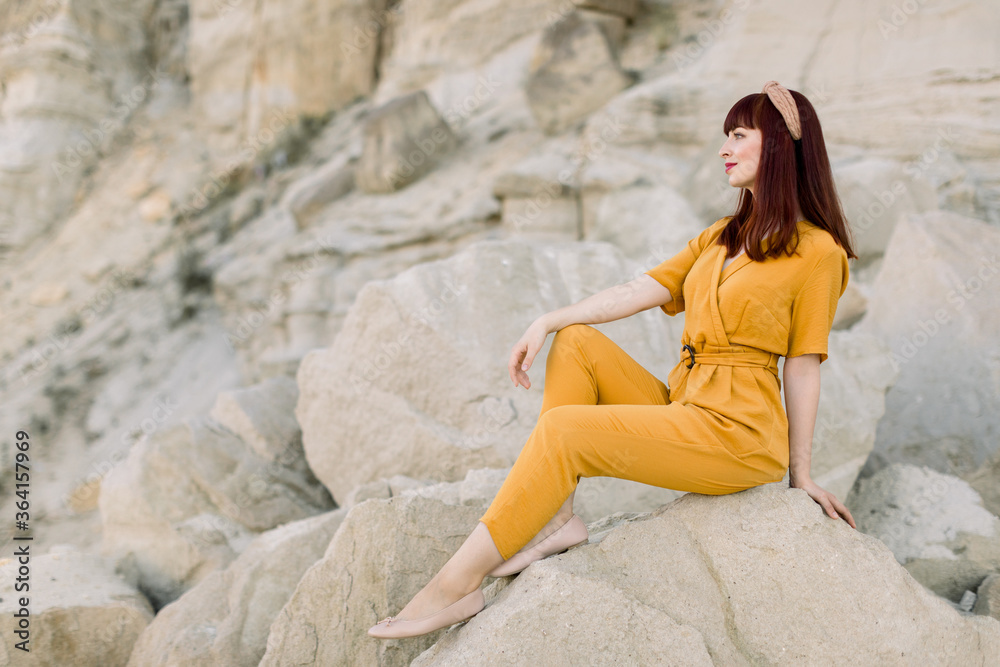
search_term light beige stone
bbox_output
[415,483,1000,665]
[856,212,1000,482]
[27,281,69,306]
[138,190,172,222]
[100,417,333,608]
[525,12,635,135]
[259,475,495,667]
[355,90,460,194]
[126,508,347,667]
[0,552,153,666]
[848,463,1000,601]
[974,574,1000,621]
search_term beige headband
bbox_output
[761,80,802,141]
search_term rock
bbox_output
[259,473,497,667]
[573,0,640,21]
[833,158,937,262]
[494,149,579,240]
[187,0,385,154]
[27,281,69,306]
[126,508,347,667]
[208,376,305,471]
[583,182,704,265]
[848,463,1000,601]
[296,239,683,504]
[356,90,460,194]
[0,1,154,248]
[138,189,172,222]
[968,453,1000,518]
[280,153,355,227]
[525,12,635,135]
[856,212,1000,484]
[413,483,1000,665]
[974,574,1000,621]
[100,417,334,608]
[0,552,153,666]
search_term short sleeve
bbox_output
[645,219,727,316]
[785,246,849,364]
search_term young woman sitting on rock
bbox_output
[369,80,859,639]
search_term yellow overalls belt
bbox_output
[680,343,781,377]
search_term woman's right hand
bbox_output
[509,317,551,389]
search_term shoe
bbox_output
[367,588,485,639]
[488,514,588,578]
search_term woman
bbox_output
[369,81,858,640]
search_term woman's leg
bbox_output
[494,324,672,552]
[483,324,673,558]
[372,325,676,627]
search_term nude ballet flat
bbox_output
[488,514,589,578]
[367,588,485,639]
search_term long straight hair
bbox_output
[720,89,858,262]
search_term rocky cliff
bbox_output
[0,0,998,664]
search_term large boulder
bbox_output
[0,551,153,666]
[856,212,1000,492]
[100,413,334,608]
[413,483,1000,665]
[342,466,680,531]
[848,463,1000,601]
[259,471,499,667]
[126,507,347,667]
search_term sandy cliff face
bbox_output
[0,0,998,664]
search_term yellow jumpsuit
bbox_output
[480,217,851,560]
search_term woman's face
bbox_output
[719,127,762,194]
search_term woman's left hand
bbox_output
[791,477,857,529]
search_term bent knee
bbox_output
[535,406,588,444]
[553,323,595,345]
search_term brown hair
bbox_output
[720,89,858,261]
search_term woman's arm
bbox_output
[783,354,856,528]
[508,274,672,389]
[544,274,673,331]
